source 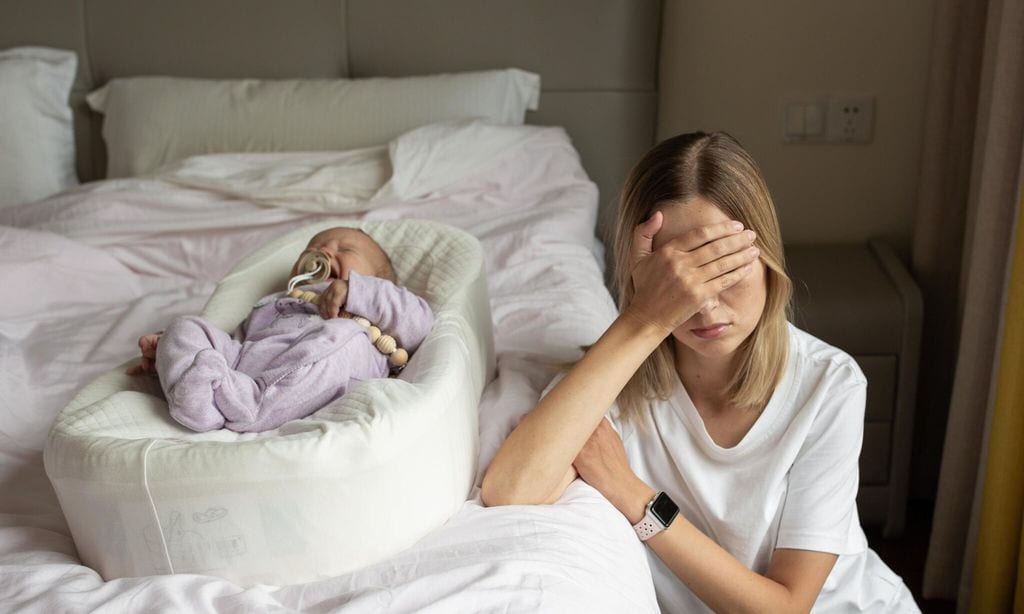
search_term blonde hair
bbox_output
[613,132,792,423]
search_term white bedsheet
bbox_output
[0,121,657,612]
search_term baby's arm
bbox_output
[344,272,434,352]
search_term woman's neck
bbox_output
[673,344,738,413]
[673,342,763,448]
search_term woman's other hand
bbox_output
[318,279,349,319]
[574,418,656,524]
[625,212,758,335]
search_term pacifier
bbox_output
[287,252,331,294]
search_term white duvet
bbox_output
[0,121,658,612]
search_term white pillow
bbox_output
[87,68,541,178]
[0,47,78,208]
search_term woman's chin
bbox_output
[673,331,746,361]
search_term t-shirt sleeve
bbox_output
[776,376,869,555]
[605,401,635,444]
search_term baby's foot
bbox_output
[126,332,163,375]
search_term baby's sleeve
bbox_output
[344,271,434,352]
[776,376,869,556]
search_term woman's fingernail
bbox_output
[731,221,744,231]
[745,230,756,241]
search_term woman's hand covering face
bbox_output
[624,211,758,336]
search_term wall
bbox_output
[658,0,936,254]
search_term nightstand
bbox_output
[786,240,923,538]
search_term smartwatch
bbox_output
[632,491,679,541]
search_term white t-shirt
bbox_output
[608,324,920,613]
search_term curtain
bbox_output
[968,184,1023,613]
[909,0,987,507]
[920,0,1024,605]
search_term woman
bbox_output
[482,132,918,612]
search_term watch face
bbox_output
[650,492,679,527]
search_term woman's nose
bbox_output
[698,297,720,315]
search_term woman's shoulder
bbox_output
[782,324,868,447]
[786,323,867,392]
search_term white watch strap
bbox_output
[632,495,665,541]
[633,512,664,541]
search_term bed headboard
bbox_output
[2,0,661,245]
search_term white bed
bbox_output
[0,121,659,612]
[0,2,664,609]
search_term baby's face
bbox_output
[296,228,391,281]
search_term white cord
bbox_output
[142,439,174,574]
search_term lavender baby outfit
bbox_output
[155,272,434,433]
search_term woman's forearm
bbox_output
[627,502,835,614]
[648,518,801,614]
[481,313,666,506]
[598,482,797,613]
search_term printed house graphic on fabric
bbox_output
[144,507,247,572]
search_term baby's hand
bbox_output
[126,333,162,375]
[318,279,349,319]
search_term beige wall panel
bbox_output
[85,0,348,81]
[347,0,660,90]
[658,0,935,251]
[1,0,89,83]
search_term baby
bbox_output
[128,227,434,433]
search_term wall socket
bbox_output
[782,94,875,144]
[827,95,874,143]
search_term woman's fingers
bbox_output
[573,419,630,486]
[704,228,756,257]
[665,219,746,253]
[712,262,755,293]
[663,226,756,284]
[629,211,664,270]
[697,243,760,285]
[667,226,754,261]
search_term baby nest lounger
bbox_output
[43,219,494,586]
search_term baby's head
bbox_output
[295,227,397,283]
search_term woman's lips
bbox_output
[691,323,730,339]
